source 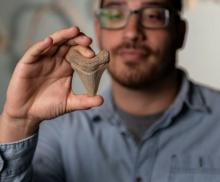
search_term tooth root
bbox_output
[65,48,110,96]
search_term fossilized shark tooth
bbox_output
[66,48,110,96]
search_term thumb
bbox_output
[66,94,104,112]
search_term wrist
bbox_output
[0,113,39,143]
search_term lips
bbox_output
[118,48,149,62]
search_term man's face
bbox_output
[95,0,185,89]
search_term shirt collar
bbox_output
[145,69,210,138]
[178,69,210,113]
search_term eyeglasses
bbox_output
[96,6,175,30]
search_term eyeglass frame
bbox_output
[95,5,180,30]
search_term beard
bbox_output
[107,40,177,90]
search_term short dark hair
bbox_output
[99,0,183,12]
[172,0,183,12]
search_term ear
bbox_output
[176,19,187,49]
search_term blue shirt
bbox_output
[1,70,220,182]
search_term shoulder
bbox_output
[193,81,220,103]
[190,80,220,114]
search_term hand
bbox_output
[0,27,103,141]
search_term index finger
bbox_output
[21,27,81,64]
[50,27,80,45]
[21,37,53,64]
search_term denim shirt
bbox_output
[1,71,220,182]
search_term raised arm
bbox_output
[0,27,103,142]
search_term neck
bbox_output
[112,70,180,116]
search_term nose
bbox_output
[123,14,145,41]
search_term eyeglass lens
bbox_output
[98,6,169,29]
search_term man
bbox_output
[1,0,220,181]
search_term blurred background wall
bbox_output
[0,0,220,111]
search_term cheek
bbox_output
[148,31,173,54]
[147,33,176,66]
[99,30,122,50]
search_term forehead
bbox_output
[102,0,172,10]
[102,0,170,6]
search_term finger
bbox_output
[56,45,70,58]
[73,45,95,58]
[50,27,80,45]
[46,35,94,57]
[45,35,93,57]
[43,45,59,57]
[66,94,104,111]
[67,35,92,46]
[22,37,53,63]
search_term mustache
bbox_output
[111,40,153,55]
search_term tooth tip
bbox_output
[76,67,106,96]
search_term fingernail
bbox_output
[87,50,95,57]
[70,26,79,32]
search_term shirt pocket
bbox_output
[169,154,220,182]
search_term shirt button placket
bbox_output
[0,155,4,172]
[136,177,142,182]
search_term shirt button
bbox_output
[136,177,142,182]
[92,115,101,122]
[0,155,4,172]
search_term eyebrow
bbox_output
[141,1,169,8]
[102,1,126,7]
[102,1,170,9]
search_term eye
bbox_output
[102,9,124,20]
[143,8,166,21]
